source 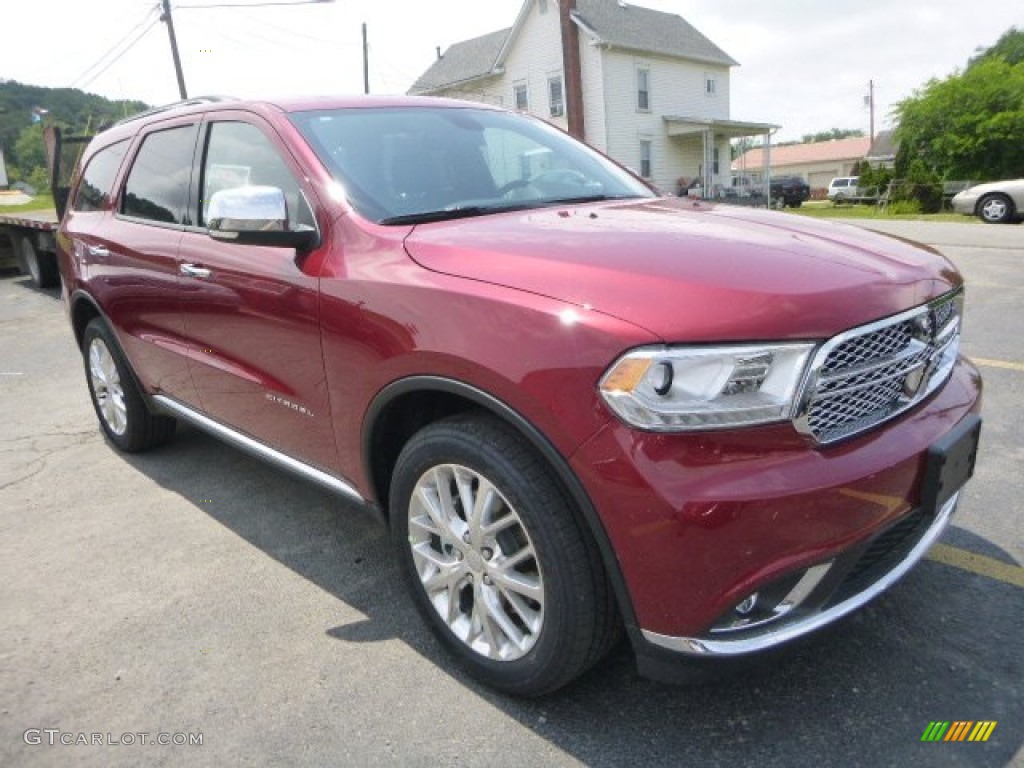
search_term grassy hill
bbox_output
[0,80,148,188]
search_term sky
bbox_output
[1,0,1021,142]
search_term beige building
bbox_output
[733,136,872,192]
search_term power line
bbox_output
[70,6,160,88]
[77,16,162,91]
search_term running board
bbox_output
[152,395,365,504]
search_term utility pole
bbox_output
[868,78,876,143]
[160,0,188,99]
[362,23,369,95]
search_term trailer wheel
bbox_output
[18,235,59,289]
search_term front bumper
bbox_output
[570,358,981,661]
[951,195,978,215]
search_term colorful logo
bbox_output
[921,721,997,742]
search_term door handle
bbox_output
[86,245,110,259]
[180,263,212,279]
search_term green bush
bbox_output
[885,200,922,215]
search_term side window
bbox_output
[639,139,652,178]
[637,67,651,111]
[73,140,129,212]
[122,125,198,224]
[200,121,314,231]
[513,83,529,111]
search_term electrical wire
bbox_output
[70,5,161,88]
[176,1,334,8]
[77,16,162,90]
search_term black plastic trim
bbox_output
[362,375,641,638]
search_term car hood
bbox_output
[402,198,960,342]
[958,179,1024,197]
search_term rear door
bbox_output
[86,119,201,404]
[177,113,338,472]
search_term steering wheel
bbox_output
[495,178,533,197]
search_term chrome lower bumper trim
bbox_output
[153,395,364,504]
[642,492,959,656]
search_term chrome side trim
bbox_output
[153,395,364,503]
[642,492,959,656]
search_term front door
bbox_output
[177,117,338,472]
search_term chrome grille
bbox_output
[796,292,962,444]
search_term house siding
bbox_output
[600,49,731,191]
[498,0,568,129]
[579,34,607,151]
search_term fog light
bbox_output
[735,593,758,615]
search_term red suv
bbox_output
[58,96,982,695]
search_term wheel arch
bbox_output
[362,375,640,634]
[70,290,105,349]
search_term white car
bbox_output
[952,179,1024,224]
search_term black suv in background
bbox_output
[769,175,811,208]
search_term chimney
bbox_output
[558,0,585,140]
[436,46,442,60]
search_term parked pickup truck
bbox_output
[769,175,810,208]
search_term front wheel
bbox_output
[82,318,176,452]
[390,415,617,696]
[977,193,1015,224]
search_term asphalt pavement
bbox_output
[0,219,1021,767]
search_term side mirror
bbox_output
[207,185,317,249]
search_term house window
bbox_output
[640,140,652,178]
[538,0,548,13]
[637,67,650,111]
[548,76,564,117]
[713,147,720,175]
[705,74,717,96]
[514,83,529,111]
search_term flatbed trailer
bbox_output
[0,126,91,288]
[0,209,60,288]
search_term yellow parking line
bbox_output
[927,543,1024,588]
[971,357,1024,372]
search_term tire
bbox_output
[82,318,176,452]
[390,414,618,696]
[977,193,1015,224]
[18,235,60,289]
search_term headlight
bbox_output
[599,343,816,431]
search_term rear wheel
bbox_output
[82,318,176,452]
[390,415,618,696]
[17,235,59,289]
[977,193,1015,224]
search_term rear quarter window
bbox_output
[72,140,129,212]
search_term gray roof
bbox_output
[409,27,510,94]
[409,0,736,95]
[575,0,737,65]
[867,129,897,160]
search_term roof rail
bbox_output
[113,95,238,127]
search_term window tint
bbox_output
[73,140,129,212]
[122,125,198,224]
[200,121,313,231]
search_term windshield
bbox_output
[288,106,653,224]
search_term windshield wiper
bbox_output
[541,194,643,206]
[380,204,533,226]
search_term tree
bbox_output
[800,128,865,144]
[895,50,1024,181]
[968,26,1024,69]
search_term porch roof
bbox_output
[663,115,778,139]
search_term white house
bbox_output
[410,0,775,195]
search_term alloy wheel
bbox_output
[88,337,128,435]
[407,463,545,661]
